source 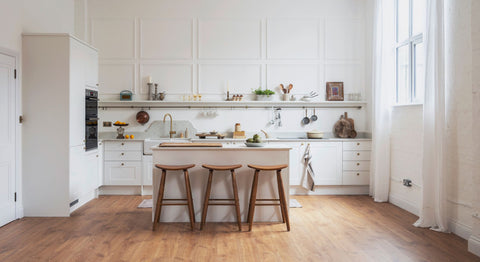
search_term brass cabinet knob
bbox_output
[121,142,124,146]
[357,173,360,176]
[301,143,304,146]
[356,163,360,166]
[357,153,360,156]
[96,155,99,157]
[121,153,125,156]
[121,163,124,166]
[357,143,360,146]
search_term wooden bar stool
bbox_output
[152,164,196,231]
[201,164,242,231]
[247,164,290,232]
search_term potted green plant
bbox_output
[253,87,275,101]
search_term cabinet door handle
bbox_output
[96,155,99,157]
[121,153,125,156]
[357,143,360,146]
[121,163,124,166]
[121,143,125,146]
[357,173,360,176]
[357,153,360,156]
[356,163,360,166]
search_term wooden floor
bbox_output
[0,196,478,262]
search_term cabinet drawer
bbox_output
[343,151,371,161]
[104,161,142,185]
[343,161,370,171]
[343,141,372,151]
[104,141,143,151]
[343,171,370,185]
[104,151,142,161]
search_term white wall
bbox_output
[0,0,74,52]
[83,0,373,134]
[469,0,480,256]
[389,0,479,246]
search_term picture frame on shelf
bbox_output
[326,82,344,101]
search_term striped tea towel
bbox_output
[302,143,315,191]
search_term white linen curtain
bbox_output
[414,0,448,232]
[370,0,396,202]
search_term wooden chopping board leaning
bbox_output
[333,112,357,138]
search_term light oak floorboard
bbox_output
[0,195,479,262]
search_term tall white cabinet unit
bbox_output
[22,34,99,216]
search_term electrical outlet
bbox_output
[403,179,412,187]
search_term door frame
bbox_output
[0,46,23,219]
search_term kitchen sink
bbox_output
[144,138,192,154]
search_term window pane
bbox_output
[412,0,426,36]
[397,45,410,104]
[414,42,424,103]
[397,0,410,42]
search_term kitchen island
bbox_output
[151,144,291,223]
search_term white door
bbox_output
[0,53,17,226]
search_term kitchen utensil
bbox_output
[245,142,266,147]
[287,84,293,93]
[136,111,150,125]
[302,109,310,125]
[310,108,318,121]
[307,130,324,139]
[280,84,287,94]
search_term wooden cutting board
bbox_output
[159,142,223,147]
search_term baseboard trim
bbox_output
[448,219,472,240]
[15,205,24,219]
[99,186,142,195]
[468,235,480,257]
[70,189,97,213]
[290,185,369,195]
[388,193,420,216]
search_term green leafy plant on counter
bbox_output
[252,87,275,96]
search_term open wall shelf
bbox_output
[98,100,367,110]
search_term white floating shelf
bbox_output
[98,100,367,109]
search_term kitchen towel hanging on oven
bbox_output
[302,143,315,191]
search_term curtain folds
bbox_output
[413,0,448,232]
[370,0,395,202]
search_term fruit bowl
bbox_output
[113,122,129,127]
[245,142,266,147]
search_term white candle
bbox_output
[147,76,153,84]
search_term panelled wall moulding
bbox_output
[90,16,366,98]
[91,18,136,59]
[139,18,193,60]
[197,18,262,60]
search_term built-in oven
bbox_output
[85,89,98,151]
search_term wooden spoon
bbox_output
[287,84,293,93]
[280,84,287,94]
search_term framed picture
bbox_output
[326,82,344,101]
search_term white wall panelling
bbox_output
[140,64,193,95]
[325,19,364,61]
[91,18,136,59]
[266,19,321,59]
[198,19,262,59]
[140,19,193,60]
[198,64,261,94]
[267,64,319,95]
[99,63,136,95]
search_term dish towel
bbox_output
[302,143,315,191]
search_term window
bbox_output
[395,0,425,104]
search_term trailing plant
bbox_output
[252,87,275,95]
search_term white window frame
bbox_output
[395,0,424,104]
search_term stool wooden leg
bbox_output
[248,170,259,231]
[153,169,166,231]
[276,170,290,231]
[276,171,287,224]
[184,170,195,230]
[201,169,213,230]
[231,170,242,231]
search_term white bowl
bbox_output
[307,131,324,139]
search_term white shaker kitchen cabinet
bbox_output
[104,141,143,185]
[97,142,104,187]
[142,155,153,186]
[309,142,343,185]
[342,141,371,186]
[22,34,99,216]
[85,47,99,89]
[278,142,305,186]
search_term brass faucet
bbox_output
[163,113,176,138]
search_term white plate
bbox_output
[245,142,266,147]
